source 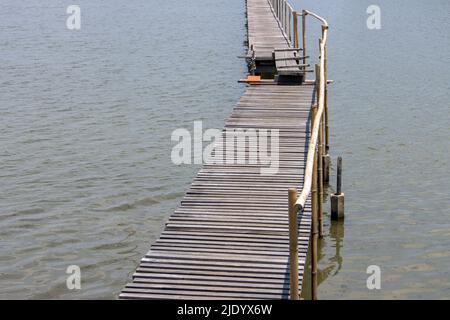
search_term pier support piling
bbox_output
[331,157,344,220]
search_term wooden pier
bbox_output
[247,0,307,81]
[120,0,330,300]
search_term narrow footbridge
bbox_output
[120,0,330,300]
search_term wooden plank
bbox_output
[122,287,287,300]
[132,276,296,288]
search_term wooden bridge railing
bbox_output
[282,7,330,301]
[269,0,296,46]
[254,0,330,301]
[268,0,318,75]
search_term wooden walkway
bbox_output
[120,0,315,300]
[247,0,305,80]
[120,85,314,300]
[246,0,290,61]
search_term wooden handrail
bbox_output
[294,12,329,213]
[303,10,329,28]
[267,0,330,301]
[287,6,329,301]
[268,0,296,46]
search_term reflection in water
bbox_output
[301,209,345,300]
[323,220,345,278]
[316,218,345,297]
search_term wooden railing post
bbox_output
[278,0,281,19]
[311,105,318,301]
[302,10,307,69]
[288,188,299,300]
[278,0,281,25]
[284,2,288,33]
[293,11,298,49]
[324,37,329,152]
[315,64,324,239]
[319,40,326,158]
[288,8,292,43]
[315,63,320,99]
[319,39,326,202]
[318,123,324,239]
[323,40,330,183]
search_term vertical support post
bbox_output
[288,9,292,43]
[323,41,331,183]
[279,0,282,26]
[293,11,298,49]
[311,105,318,301]
[302,10,307,69]
[278,0,281,20]
[337,157,342,195]
[315,64,324,239]
[324,38,329,152]
[285,3,288,34]
[331,157,345,220]
[318,123,324,239]
[319,41,326,161]
[315,64,320,105]
[278,0,283,21]
[288,188,299,300]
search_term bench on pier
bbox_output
[274,48,309,84]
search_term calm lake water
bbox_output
[0,0,449,299]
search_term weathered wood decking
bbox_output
[120,86,314,300]
[246,0,290,61]
[247,0,305,80]
[120,0,315,300]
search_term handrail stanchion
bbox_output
[324,33,329,150]
[288,8,291,43]
[302,10,307,71]
[293,11,298,49]
[284,1,287,33]
[323,41,330,182]
[288,188,300,300]
[275,0,278,18]
[315,64,324,239]
[311,104,319,301]
[278,0,280,18]
[283,7,329,301]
